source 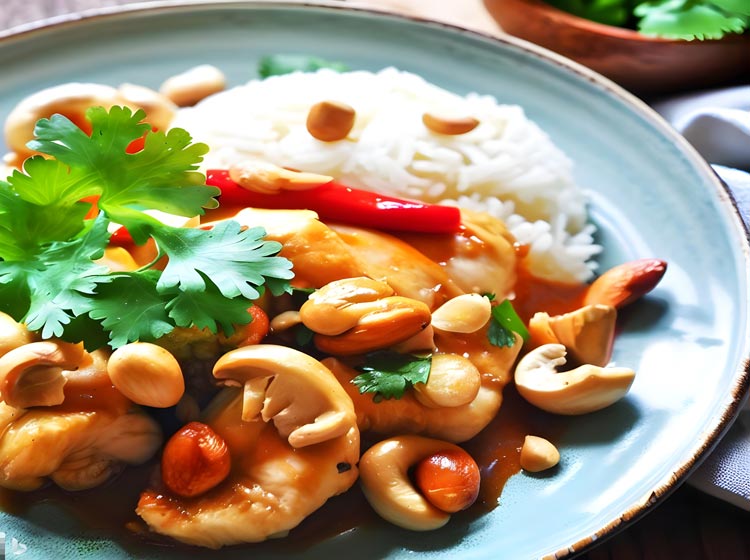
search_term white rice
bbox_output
[172,67,601,282]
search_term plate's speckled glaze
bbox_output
[1,2,749,559]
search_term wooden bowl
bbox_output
[484,0,750,96]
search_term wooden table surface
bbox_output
[3,1,750,558]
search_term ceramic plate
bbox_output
[1,2,749,559]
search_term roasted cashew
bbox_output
[212,344,357,447]
[302,277,432,356]
[300,277,395,335]
[360,435,472,531]
[528,304,616,366]
[229,159,332,194]
[514,343,635,415]
[0,340,87,409]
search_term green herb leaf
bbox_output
[16,216,113,339]
[352,351,431,401]
[29,106,218,245]
[258,54,349,78]
[635,0,748,39]
[153,221,293,300]
[0,106,295,349]
[488,299,529,348]
[709,0,750,16]
[166,282,255,337]
[545,0,632,26]
[86,271,176,348]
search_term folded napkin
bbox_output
[653,87,750,510]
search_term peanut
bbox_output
[161,422,231,497]
[413,448,480,513]
[306,100,356,142]
[431,293,491,333]
[519,435,560,472]
[107,342,184,408]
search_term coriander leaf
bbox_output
[30,106,218,245]
[709,0,750,16]
[166,281,255,336]
[353,351,431,401]
[294,324,315,347]
[153,221,293,300]
[21,216,113,338]
[635,0,748,39]
[0,162,92,259]
[545,0,631,26]
[488,299,529,348]
[87,271,175,348]
[258,54,349,78]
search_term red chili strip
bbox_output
[205,169,461,234]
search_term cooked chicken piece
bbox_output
[0,403,162,491]
[0,350,161,492]
[137,345,360,549]
[209,208,367,288]
[398,208,518,300]
[207,208,463,308]
[330,225,464,309]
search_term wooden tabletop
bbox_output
[3,1,750,558]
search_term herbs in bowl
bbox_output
[484,0,750,94]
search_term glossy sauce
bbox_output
[0,268,586,549]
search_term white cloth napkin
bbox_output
[653,87,750,510]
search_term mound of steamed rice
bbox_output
[172,67,601,283]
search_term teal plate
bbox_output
[1,2,749,559]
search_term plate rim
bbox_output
[1,1,750,557]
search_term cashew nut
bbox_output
[413,353,481,408]
[212,344,356,448]
[300,277,395,335]
[0,312,36,358]
[0,340,88,409]
[360,435,474,531]
[520,435,560,472]
[301,277,432,356]
[514,343,635,415]
[229,160,332,195]
[529,304,617,367]
[159,64,226,107]
[422,112,479,135]
[431,293,491,333]
[107,342,185,408]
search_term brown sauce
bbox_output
[0,274,585,551]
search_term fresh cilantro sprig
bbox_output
[488,299,529,348]
[545,0,748,40]
[352,351,431,402]
[0,106,293,349]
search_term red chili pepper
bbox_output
[205,169,461,234]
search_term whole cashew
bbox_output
[514,343,635,415]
